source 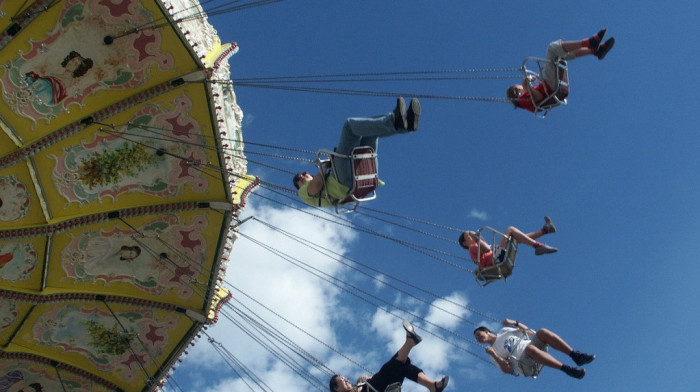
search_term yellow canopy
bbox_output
[0,1,252,391]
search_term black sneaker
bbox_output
[534,244,558,255]
[393,97,407,130]
[406,98,421,131]
[571,350,596,366]
[595,37,615,60]
[402,319,422,344]
[561,365,585,379]
[590,28,607,49]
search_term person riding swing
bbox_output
[293,97,420,210]
[507,28,615,115]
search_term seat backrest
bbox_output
[340,146,378,204]
[504,329,545,378]
[357,381,401,392]
[473,227,518,286]
[516,344,546,378]
[474,260,514,283]
[384,382,401,392]
[520,57,570,118]
[539,59,569,108]
[315,146,378,213]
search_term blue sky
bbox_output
[167,1,700,391]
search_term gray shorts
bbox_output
[517,334,548,377]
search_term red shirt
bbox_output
[517,82,553,113]
[469,243,493,269]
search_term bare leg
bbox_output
[524,344,564,369]
[395,336,417,363]
[560,28,607,57]
[499,226,540,248]
[569,48,595,58]
[535,328,574,355]
[397,338,446,391]
[561,40,588,52]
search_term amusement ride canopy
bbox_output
[0,1,255,391]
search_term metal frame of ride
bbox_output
[473,226,518,287]
[521,57,570,118]
[315,146,379,214]
[505,328,546,378]
[358,381,402,392]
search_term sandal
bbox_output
[402,320,422,344]
[435,375,449,392]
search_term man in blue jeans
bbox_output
[328,320,448,392]
[293,97,420,207]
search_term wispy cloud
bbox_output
[468,208,488,221]
[241,113,255,128]
[170,201,482,392]
[173,200,357,392]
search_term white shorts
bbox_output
[544,40,570,87]
[517,334,548,377]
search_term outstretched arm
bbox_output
[486,347,514,374]
[503,319,534,338]
[305,162,331,196]
[503,318,529,331]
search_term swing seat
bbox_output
[472,226,518,287]
[521,57,569,118]
[507,329,547,378]
[316,146,379,214]
[357,381,401,392]
[519,360,545,379]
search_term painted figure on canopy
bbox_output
[22,51,94,105]
[118,245,142,261]
[0,175,31,222]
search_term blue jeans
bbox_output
[333,113,406,188]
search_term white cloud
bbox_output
[171,200,488,392]
[410,292,471,385]
[178,200,358,392]
[241,113,255,128]
[358,292,475,392]
[468,209,488,221]
[425,292,470,328]
[373,273,388,291]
